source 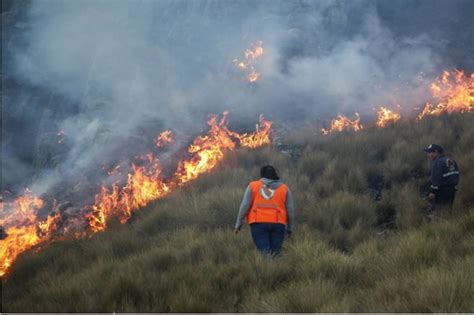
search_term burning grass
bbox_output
[0,112,272,277]
[0,189,60,277]
[418,70,474,120]
[321,113,363,135]
[376,106,401,128]
[2,112,474,312]
[2,68,472,277]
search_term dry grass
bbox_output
[2,113,474,312]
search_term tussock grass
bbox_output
[2,113,474,312]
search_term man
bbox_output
[234,165,295,256]
[424,144,460,214]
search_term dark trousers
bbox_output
[250,223,286,256]
[435,186,456,208]
[430,186,456,216]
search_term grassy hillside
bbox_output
[2,114,474,312]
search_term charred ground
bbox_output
[2,113,474,312]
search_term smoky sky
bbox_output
[1,0,473,196]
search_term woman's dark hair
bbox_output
[260,165,279,180]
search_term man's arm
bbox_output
[429,159,444,198]
[234,186,252,231]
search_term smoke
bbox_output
[2,0,473,197]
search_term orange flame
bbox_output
[87,154,170,233]
[0,189,60,277]
[155,130,173,148]
[0,225,39,276]
[321,113,363,135]
[248,70,262,83]
[173,112,237,185]
[233,41,264,83]
[418,70,474,120]
[376,106,401,128]
[232,114,273,149]
[245,43,264,60]
[2,113,272,275]
[88,112,272,232]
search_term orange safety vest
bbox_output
[246,180,288,225]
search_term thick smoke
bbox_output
[2,0,473,198]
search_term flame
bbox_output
[244,43,264,60]
[232,114,273,149]
[37,212,61,237]
[376,106,401,128]
[321,113,363,135]
[0,225,39,276]
[5,66,474,277]
[0,189,60,277]
[0,189,44,229]
[233,41,264,83]
[155,130,173,148]
[173,112,237,185]
[2,113,272,275]
[418,70,474,120]
[88,112,272,232]
[87,154,170,233]
[248,70,261,83]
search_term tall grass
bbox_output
[2,113,474,312]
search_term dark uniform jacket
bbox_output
[429,154,460,194]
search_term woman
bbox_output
[234,165,295,256]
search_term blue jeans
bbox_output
[250,223,286,256]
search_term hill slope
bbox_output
[2,114,474,312]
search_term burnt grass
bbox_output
[2,113,474,312]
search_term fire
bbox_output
[88,112,272,232]
[232,114,272,148]
[248,70,261,83]
[155,130,173,148]
[244,43,264,60]
[0,225,39,276]
[173,112,237,185]
[2,112,274,274]
[233,41,264,83]
[376,106,401,128]
[87,154,170,233]
[6,67,474,277]
[321,113,363,135]
[38,211,61,237]
[5,66,474,278]
[0,189,60,277]
[175,112,273,185]
[418,70,474,120]
[0,111,268,276]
